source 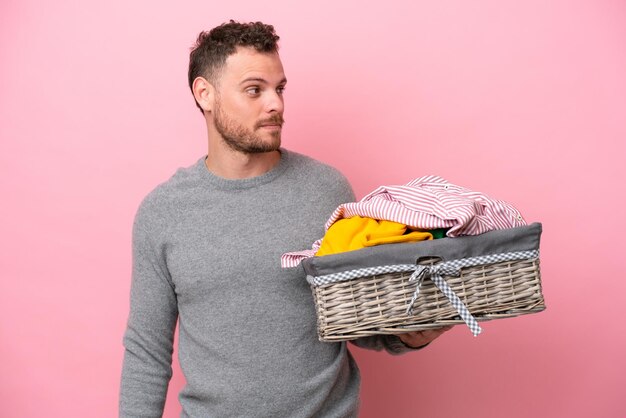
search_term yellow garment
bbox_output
[315,216,433,256]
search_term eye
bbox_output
[276,85,286,95]
[245,87,261,96]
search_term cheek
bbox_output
[229,98,258,123]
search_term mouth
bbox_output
[258,123,282,130]
[256,116,285,131]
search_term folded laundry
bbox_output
[281,175,526,268]
[315,216,433,257]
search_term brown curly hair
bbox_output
[188,20,281,113]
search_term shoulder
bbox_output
[286,150,345,177]
[133,157,205,234]
[283,149,355,203]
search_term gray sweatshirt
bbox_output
[120,149,415,417]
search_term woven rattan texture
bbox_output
[312,258,545,341]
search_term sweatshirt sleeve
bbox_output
[119,205,179,417]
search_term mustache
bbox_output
[255,115,285,129]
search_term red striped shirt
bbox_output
[281,175,526,267]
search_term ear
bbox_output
[192,77,216,113]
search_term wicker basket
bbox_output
[302,223,545,341]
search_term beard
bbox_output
[214,100,284,154]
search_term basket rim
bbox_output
[307,249,539,288]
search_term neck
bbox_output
[205,141,281,180]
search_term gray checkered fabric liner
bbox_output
[306,264,417,286]
[307,249,539,337]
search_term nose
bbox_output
[264,90,284,114]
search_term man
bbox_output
[120,21,450,417]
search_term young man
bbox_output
[119,21,450,417]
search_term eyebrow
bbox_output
[239,77,288,86]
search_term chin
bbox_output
[262,135,281,151]
[247,139,281,154]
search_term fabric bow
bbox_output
[407,262,483,336]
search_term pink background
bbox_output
[2,0,625,417]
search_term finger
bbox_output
[423,326,451,338]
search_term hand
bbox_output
[397,325,453,349]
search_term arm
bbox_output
[119,211,178,417]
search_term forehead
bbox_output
[221,47,285,84]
